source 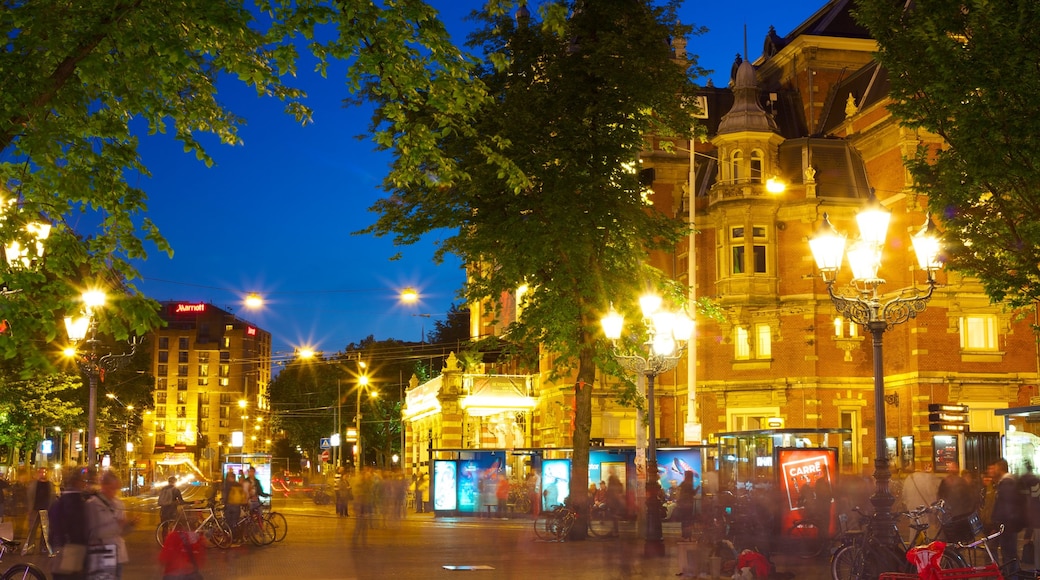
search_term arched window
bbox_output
[730,150,743,182]
[750,150,763,183]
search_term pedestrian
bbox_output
[225,474,247,542]
[606,470,625,536]
[87,471,138,579]
[526,469,541,517]
[495,472,510,517]
[809,475,833,552]
[159,528,205,580]
[48,467,90,580]
[336,474,352,517]
[22,467,54,555]
[677,470,697,542]
[244,467,270,515]
[157,476,185,524]
[990,458,1024,569]
[353,469,373,546]
[1021,461,1040,570]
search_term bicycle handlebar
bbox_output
[950,524,1004,551]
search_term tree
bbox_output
[0,371,82,466]
[428,303,471,349]
[0,0,501,366]
[364,0,702,538]
[855,0,1040,307]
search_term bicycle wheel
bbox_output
[555,512,577,541]
[155,519,180,547]
[536,511,561,544]
[790,522,824,559]
[1,563,47,580]
[831,544,864,580]
[588,506,614,538]
[203,518,233,550]
[260,518,277,545]
[266,511,288,542]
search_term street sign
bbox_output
[320,449,330,462]
[319,437,331,450]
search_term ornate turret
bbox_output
[718,59,778,135]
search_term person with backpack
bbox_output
[158,477,185,524]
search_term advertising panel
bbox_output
[776,447,837,537]
[433,460,458,511]
[656,449,702,496]
[457,454,506,513]
[541,459,571,509]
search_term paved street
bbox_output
[7,494,833,579]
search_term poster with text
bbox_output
[777,447,837,536]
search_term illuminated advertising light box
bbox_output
[433,460,457,511]
[457,453,506,513]
[541,459,571,509]
[776,447,837,537]
[656,449,702,496]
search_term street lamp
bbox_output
[355,374,377,469]
[601,294,693,554]
[1,217,51,296]
[808,203,942,547]
[65,289,137,467]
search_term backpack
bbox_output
[158,486,176,507]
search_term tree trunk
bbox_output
[567,345,596,540]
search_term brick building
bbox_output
[403,0,1040,483]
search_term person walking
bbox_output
[22,467,54,555]
[48,467,90,580]
[157,477,185,525]
[87,471,138,579]
[991,459,1025,570]
[677,470,697,542]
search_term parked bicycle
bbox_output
[259,501,288,543]
[219,504,277,546]
[534,504,577,541]
[155,500,232,549]
[831,501,965,580]
[0,536,45,580]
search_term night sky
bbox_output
[129,0,828,356]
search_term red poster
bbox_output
[777,448,837,537]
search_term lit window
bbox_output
[756,324,772,358]
[734,327,751,360]
[959,315,998,351]
[735,324,771,360]
[834,317,859,338]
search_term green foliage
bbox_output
[0,0,501,367]
[362,0,704,537]
[855,0,1040,306]
[0,369,82,462]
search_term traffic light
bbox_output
[928,403,969,432]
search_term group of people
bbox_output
[15,466,140,580]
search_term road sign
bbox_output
[320,449,330,462]
[319,437,331,450]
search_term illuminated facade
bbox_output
[141,301,272,478]
[403,1,1040,481]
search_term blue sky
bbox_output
[130,0,828,356]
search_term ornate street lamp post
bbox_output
[808,201,942,548]
[601,295,693,555]
[64,289,138,467]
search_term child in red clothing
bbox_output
[159,530,205,579]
